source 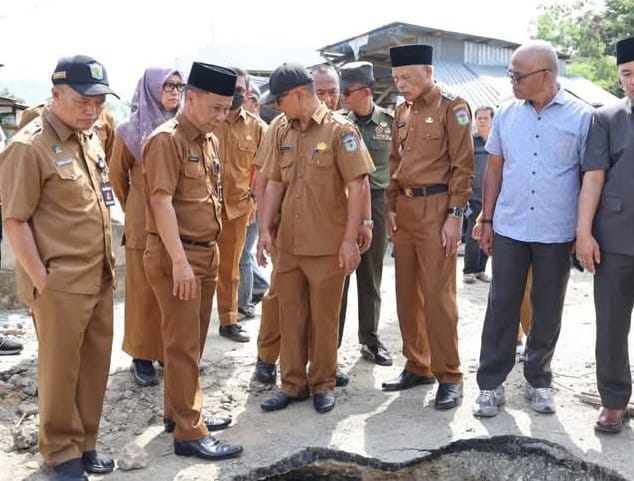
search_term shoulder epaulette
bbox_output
[440,87,458,101]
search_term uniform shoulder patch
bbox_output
[341,131,359,153]
[440,87,457,101]
[453,104,471,127]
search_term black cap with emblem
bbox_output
[339,61,375,88]
[260,62,313,104]
[390,44,433,67]
[616,36,634,66]
[187,62,237,96]
[52,55,119,98]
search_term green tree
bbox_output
[533,0,634,97]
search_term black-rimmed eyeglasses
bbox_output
[163,82,186,93]
[506,68,551,84]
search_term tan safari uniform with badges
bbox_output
[388,84,474,384]
[110,137,163,361]
[254,113,286,363]
[262,103,374,396]
[214,108,266,327]
[0,107,115,466]
[143,112,222,441]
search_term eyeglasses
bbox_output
[506,68,551,84]
[163,82,186,93]
[316,89,340,98]
[341,86,367,97]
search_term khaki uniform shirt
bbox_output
[387,84,474,211]
[0,108,115,299]
[261,103,375,256]
[143,112,222,243]
[214,108,267,220]
[110,136,146,248]
[18,104,116,162]
[347,105,393,190]
[253,113,287,169]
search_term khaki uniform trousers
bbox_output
[32,279,113,466]
[393,192,462,384]
[256,248,280,364]
[518,267,533,340]
[143,235,218,441]
[276,251,345,396]
[122,248,162,361]
[217,211,250,326]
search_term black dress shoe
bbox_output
[219,324,250,342]
[174,434,242,460]
[82,450,114,474]
[434,382,463,410]
[335,370,349,387]
[360,343,393,366]
[261,391,308,412]
[254,358,276,384]
[49,458,88,481]
[382,369,435,391]
[164,413,232,433]
[313,392,336,413]
[130,359,158,387]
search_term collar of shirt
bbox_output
[349,104,384,126]
[42,107,77,142]
[520,86,567,111]
[627,97,633,114]
[411,83,441,108]
[176,111,205,142]
[289,102,329,130]
[226,107,248,125]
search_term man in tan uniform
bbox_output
[0,55,118,481]
[215,68,267,342]
[382,44,474,410]
[257,62,374,414]
[143,61,242,460]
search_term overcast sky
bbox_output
[0,0,557,104]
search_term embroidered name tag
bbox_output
[188,156,200,163]
[55,158,73,167]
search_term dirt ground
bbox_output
[0,252,633,481]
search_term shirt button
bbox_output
[535,134,539,138]
[537,117,542,120]
[532,171,536,175]
[530,207,534,210]
[533,153,537,156]
[531,190,535,194]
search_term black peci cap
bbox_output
[187,62,237,96]
[261,62,313,103]
[616,36,634,66]
[51,55,118,98]
[339,61,375,88]
[390,44,433,67]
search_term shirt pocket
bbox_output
[53,161,92,203]
[279,152,294,184]
[307,148,335,184]
[182,161,207,198]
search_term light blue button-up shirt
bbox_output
[486,88,592,243]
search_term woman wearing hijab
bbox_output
[110,67,183,386]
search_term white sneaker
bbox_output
[463,273,477,284]
[525,384,556,414]
[475,272,491,283]
[472,385,506,417]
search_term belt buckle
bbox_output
[404,188,413,197]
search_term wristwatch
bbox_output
[360,219,374,229]
[448,207,465,218]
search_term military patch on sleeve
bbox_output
[454,107,470,127]
[342,132,359,153]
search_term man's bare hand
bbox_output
[357,226,373,254]
[387,211,397,239]
[257,231,273,267]
[575,233,601,274]
[479,223,494,256]
[441,216,462,257]
[172,260,197,301]
[338,239,361,275]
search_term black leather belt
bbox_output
[148,232,216,248]
[399,184,448,197]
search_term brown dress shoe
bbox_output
[595,407,629,434]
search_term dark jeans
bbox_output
[339,189,388,347]
[238,219,269,308]
[476,233,572,390]
[463,200,488,274]
[594,251,634,408]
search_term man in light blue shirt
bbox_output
[472,40,592,418]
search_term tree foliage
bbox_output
[533,0,634,96]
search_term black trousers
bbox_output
[476,233,572,390]
[594,251,634,409]
[339,189,388,347]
